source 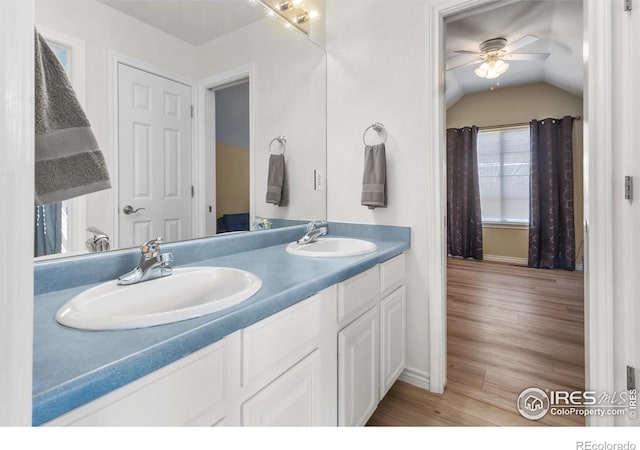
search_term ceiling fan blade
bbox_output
[503,34,539,53]
[446,56,483,71]
[453,50,481,55]
[503,53,550,61]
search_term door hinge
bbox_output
[625,176,633,201]
[625,0,632,11]
[627,365,636,391]
[191,185,195,198]
[190,105,194,118]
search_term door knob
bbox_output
[123,205,146,215]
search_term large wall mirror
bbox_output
[34,0,327,259]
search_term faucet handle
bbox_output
[141,237,163,259]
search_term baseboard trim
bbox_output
[484,254,585,271]
[483,254,528,266]
[397,367,430,390]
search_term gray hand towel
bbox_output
[34,29,111,205]
[266,153,285,206]
[361,143,387,209]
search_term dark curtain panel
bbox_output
[34,203,62,257]
[528,116,576,270]
[447,126,483,260]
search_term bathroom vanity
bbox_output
[33,223,410,426]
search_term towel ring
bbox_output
[269,136,287,155]
[362,122,387,146]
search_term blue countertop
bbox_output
[32,223,410,426]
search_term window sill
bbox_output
[482,222,529,230]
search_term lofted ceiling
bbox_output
[98,1,267,46]
[445,0,584,107]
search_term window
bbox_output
[477,126,530,224]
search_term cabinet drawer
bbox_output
[380,253,405,296]
[337,266,379,325]
[46,340,226,426]
[242,294,320,388]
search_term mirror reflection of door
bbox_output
[212,81,250,234]
[117,62,193,249]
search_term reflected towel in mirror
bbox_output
[34,29,111,205]
[266,153,285,206]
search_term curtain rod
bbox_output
[478,116,582,131]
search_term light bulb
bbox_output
[292,0,304,6]
[495,60,509,75]
[309,9,319,19]
[474,62,489,78]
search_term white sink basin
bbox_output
[286,237,377,258]
[55,267,262,331]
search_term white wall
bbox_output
[0,0,34,426]
[35,0,198,241]
[326,0,431,386]
[197,17,327,223]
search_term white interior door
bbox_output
[118,63,192,249]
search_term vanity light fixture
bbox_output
[257,0,319,35]
[278,0,303,11]
[294,10,319,24]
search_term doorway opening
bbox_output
[443,0,586,425]
[198,67,254,238]
[211,80,251,234]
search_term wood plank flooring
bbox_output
[367,257,585,426]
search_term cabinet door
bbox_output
[241,350,321,426]
[338,306,379,427]
[380,286,406,398]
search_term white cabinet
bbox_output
[337,253,406,426]
[43,253,406,427]
[238,287,337,426]
[380,286,406,398]
[45,338,229,426]
[241,350,321,426]
[338,306,379,426]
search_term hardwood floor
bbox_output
[367,257,585,426]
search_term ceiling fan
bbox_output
[446,35,550,79]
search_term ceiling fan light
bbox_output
[474,62,489,78]
[474,58,509,79]
[495,60,509,75]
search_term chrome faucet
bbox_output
[86,226,111,253]
[117,237,173,286]
[296,221,328,245]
